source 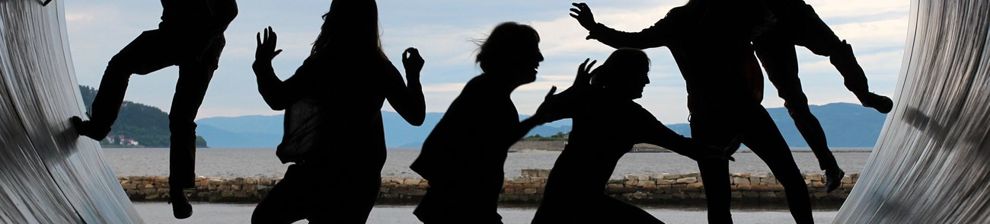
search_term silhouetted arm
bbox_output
[586,20,675,49]
[500,87,576,150]
[636,108,707,161]
[571,2,676,49]
[253,27,290,110]
[385,48,426,126]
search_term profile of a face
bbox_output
[595,49,652,100]
[603,65,650,100]
[510,38,544,84]
[477,22,544,86]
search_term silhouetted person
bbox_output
[249,0,426,223]
[754,0,892,192]
[410,22,558,224]
[533,49,727,224]
[571,1,814,223]
[69,0,237,219]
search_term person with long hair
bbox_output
[571,1,815,223]
[532,49,726,224]
[410,22,560,224]
[70,0,237,219]
[249,0,426,222]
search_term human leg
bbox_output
[417,177,504,224]
[792,4,892,113]
[754,37,843,192]
[75,30,177,140]
[690,115,739,224]
[252,165,311,224]
[167,36,223,219]
[742,107,814,224]
[306,168,382,223]
[598,196,665,224]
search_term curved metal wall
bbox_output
[0,1,140,223]
[835,0,990,223]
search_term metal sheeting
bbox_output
[835,0,990,223]
[0,1,140,223]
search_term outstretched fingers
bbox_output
[545,86,558,100]
[575,58,597,86]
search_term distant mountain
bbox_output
[79,86,208,148]
[196,102,885,149]
[197,112,573,149]
[645,103,885,148]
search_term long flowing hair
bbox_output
[311,0,387,59]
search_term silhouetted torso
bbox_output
[411,74,518,182]
[542,91,687,198]
[271,51,403,167]
[590,4,766,113]
[534,89,695,224]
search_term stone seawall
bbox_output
[121,169,857,207]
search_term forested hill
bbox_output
[79,86,208,148]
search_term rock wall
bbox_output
[120,169,857,207]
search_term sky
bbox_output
[63,0,910,124]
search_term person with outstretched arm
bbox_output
[533,49,731,224]
[570,1,814,223]
[410,22,562,224]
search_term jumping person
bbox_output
[70,0,237,219]
[753,0,893,192]
[533,49,729,224]
[571,1,815,223]
[410,22,562,224]
[249,0,426,223]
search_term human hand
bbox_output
[574,58,597,88]
[255,27,283,64]
[402,47,424,80]
[570,3,597,30]
[532,86,559,123]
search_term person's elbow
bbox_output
[406,113,425,126]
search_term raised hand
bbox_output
[532,86,559,124]
[574,58,597,88]
[402,47,425,80]
[255,27,283,64]
[570,2,597,30]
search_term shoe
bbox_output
[857,92,893,114]
[169,190,193,219]
[70,116,110,140]
[825,168,846,193]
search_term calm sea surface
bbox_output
[102,148,872,178]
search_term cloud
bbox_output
[64,0,910,122]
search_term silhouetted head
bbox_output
[312,0,385,57]
[591,49,651,100]
[477,22,544,86]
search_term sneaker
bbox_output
[70,116,110,140]
[169,189,193,219]
[857,92,893,114]
[825,168,846,193]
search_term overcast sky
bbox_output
[63,0,910,124]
